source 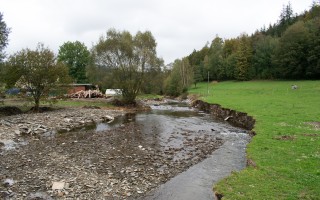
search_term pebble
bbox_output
[0,108,123,141]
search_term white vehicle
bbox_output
[105,89,122,96]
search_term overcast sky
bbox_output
[0,0,314,64]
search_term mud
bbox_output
[0,101,249,199]
[0,106,23,117]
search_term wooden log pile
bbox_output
[68,90,104,98]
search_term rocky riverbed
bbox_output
[0,107,122,141]
[0,105,225,199]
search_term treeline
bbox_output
[184,2,320,82]
[1,2,319,102]
[86,2,320,97]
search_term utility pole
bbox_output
[207,71,209,96]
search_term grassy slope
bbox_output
[189,81,320,200]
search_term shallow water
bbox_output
[95,102,250,199]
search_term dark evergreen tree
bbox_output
[0,12,10,62]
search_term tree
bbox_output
[0,12,10,63]
[236,34,253,80]
[193,65,203,88]
[4,43,71,111]
[277,2,296,36]
[222,38,239,79]
[163,58,193,96]
[163,59,184,96]
[142,58,165,94]
[306,18,320,79]
[303,1,320,20]
[252,35,279,79]
[203,55,210,80]
[274,21,310,79]
[179,57,193,89]
[93,29,160,104]
[208,36,224,80]
[58,41,90,83]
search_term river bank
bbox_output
[1,101,233,199]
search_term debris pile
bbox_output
[68,90,104,98]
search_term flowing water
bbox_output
[95,102,251,199]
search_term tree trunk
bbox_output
[34,96,40,112]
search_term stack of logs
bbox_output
[68,90,104,98]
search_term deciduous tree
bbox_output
[93,29,160,104]
[164,60,182,96]
[222,38,239,79]
[252,35,278,79]
[142,58,165,94]
[274,21,309,79]
[193,65,203,88]
[4,44,71,111]
[208,36,224,80]
[236,34,253,80]
[58,41,90,83]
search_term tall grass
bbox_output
[189,80,320,199]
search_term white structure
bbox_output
[105,89,122,96]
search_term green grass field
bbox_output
[189,81,320,200]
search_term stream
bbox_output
[97,102,250,199]
[0,101,250,199]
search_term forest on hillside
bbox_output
[185,2,320,82]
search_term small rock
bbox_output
[126,192,132,196]
[52,181,65,190]
[64,118,73,123]
[3,179,14,187]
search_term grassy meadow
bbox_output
[189,81,320,200]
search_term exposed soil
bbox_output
[274,135,296,141]
[302,133,319,137]
[0,106,23,117]
[305,122,320,130]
